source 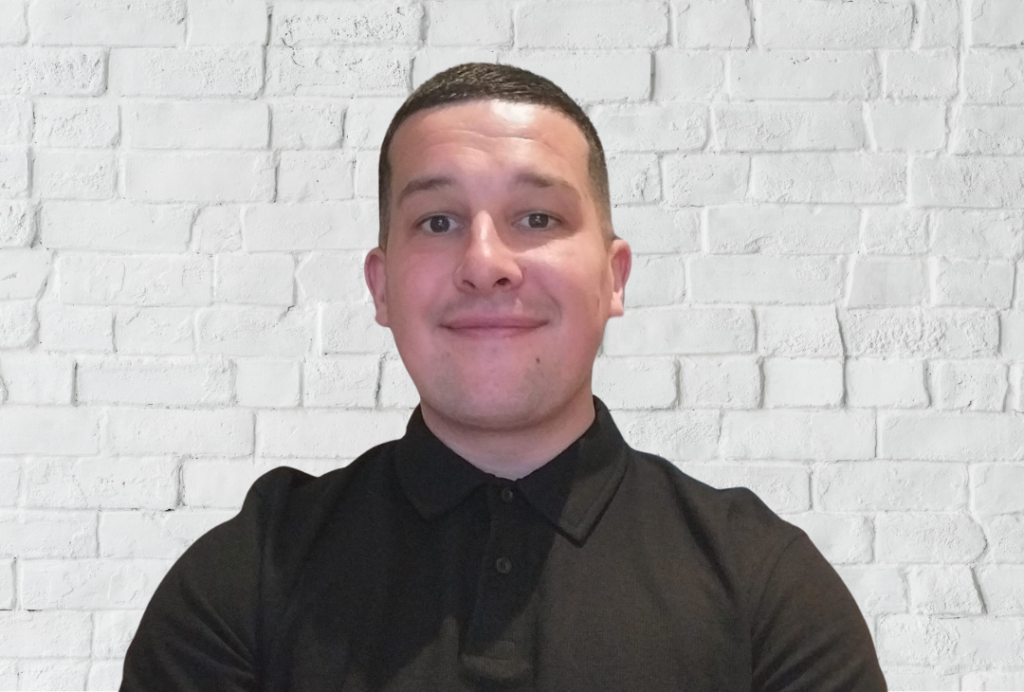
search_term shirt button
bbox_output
[495,556,512,574]
[500,487,515,503]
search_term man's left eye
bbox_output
[521,213,556,229]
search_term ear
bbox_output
[364,247,390,327]
[607,238,631,318]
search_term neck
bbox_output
[419,391,597,480]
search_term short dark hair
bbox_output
[376,62,613,249]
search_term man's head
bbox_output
[364,63,630,451]
[377,63,613,249]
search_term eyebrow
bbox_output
[395,171,582,208]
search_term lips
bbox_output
[442,314,548,336]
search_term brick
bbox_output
[763,358,842,408]
[0,407,100,454]
[0,98,31,143]
[678,356,760,409]
[266,47,410,96]
[100,510,231,559]
[603,307,754,356]
[0,48,105,95]
[972,464,1024,513]
[613,410,719,460]
[878,616,1024,668]
[214,253,294,305]
[343,97,406,149]
[270,100,344,149]
[932,209,1024,258]
[714,102,863,152]
[295,252,367,302]
[592,357,677,409]
[610,206,699,254]
[820,460,966,512]
[590,103,707,152]
[965,50,1024,103]
[847,257,926,307]
[846,359,928,408]
[607,154,659,204]
[320,302,395,354]
[931,360,1007,411]
[278,151,355,201]
[22,559,171,609]
[870,101,947,151]
[953,106,1024,155]
[93,610,144,658]
[89,661,125,690]
[881,411,1024,461]
[680,463,808,513]
[182,459,262,508]
[24,456,177,509]
[972,0,1024,46]
[919,0,960,47]
[198,306,313,356]
[674,0,749,47]
[689,256,841,304]
[410,48,500,89]
[731,51,880,100]
[272,1,421,46]
[124,101,268,149]
[33,99,118,147]
[884,49,958,99]
[0,509,96,557]
[108,407,253,455]
[109,48,262,97]
[0,248,49,299]
[840,309,998,357]
[0,299,34,347]
[42,202,192,252]
[194,205,242,253]
[33,149,115,199]
[930,258,1013,308]
[835,566,907,615]
[0,660,13,687]
[908,565,983,615]
[379,356,418,408]
[0,146,28,197]
[662,154,748,205]
[243,202,377,250]
[861,208,928,255]
[729,205,870,259]
[304,356,379,408]
[0,201,33,246]
[977,566,1024,615]
[721,410,875,460]
[653,51,724,101]
[784,513,873,564]
[760,0,911,48]
[258,409,407,457]
[77,357,232,406]
[38,302,113,351]
[751,153,905,203]
[59,254,211,306]
[125,152,274,202]
[758,306,843,357]
[19,659,89,689]
[507,51,650,102]
[962,672,1024,690]
[984,515,1024,563]
[0,1,27,44]
[0,460,18,506]
[1004,312,1024,359]
[29,0,184,45]
[428,1,510,46]
[516,3,667,49]
[626,255,684,307]
[189,0,267,45]
[235,358,300,407]
[0,558,10,609]
[115,307,193,354]
[355,150,378,198]
[0,352,72,404]
[0,612,91,657]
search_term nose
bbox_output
[453,213,523,294]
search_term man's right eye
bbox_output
[418,215,457,234]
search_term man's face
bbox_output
[365,99,631,432]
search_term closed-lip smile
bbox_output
[442,314,548,333]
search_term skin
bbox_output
[364,100,631,480]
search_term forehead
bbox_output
[387,100,592,183]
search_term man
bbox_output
[121,63,886,691]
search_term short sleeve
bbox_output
[749,533,888,692]
[119,472,277,692]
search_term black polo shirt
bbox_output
[121,397,886,692]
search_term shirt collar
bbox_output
[394,396,630,544]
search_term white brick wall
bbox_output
[0,0,1023,688]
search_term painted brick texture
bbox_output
[0,0,1023,689]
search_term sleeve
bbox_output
[119,472,278,692]
[749,533,888,692]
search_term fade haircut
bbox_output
[376,62,613,249]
